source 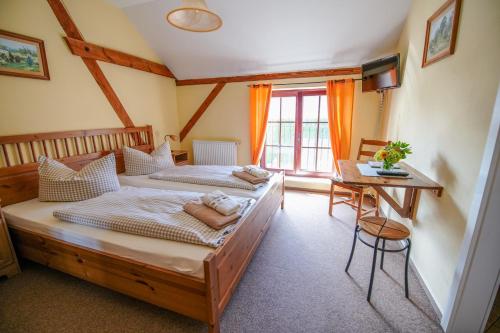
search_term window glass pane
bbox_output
[317,148,333,172]
[268,97,280,121]
[301,148,317,171]
[318,123,331,148]
[281,97,296,122]
[303,96,319,122]
[302,123,318,147]
[280,147,294,170]
[265,123,280,146]
[281,123,295,146]
[265,146,279,169]
[319,95,328,122]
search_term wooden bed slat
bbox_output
[91,136,97,152]
[63,138,70,157]
[53,139,61,158]
[29,141,37,162]
[42,140,48,156]
[0,126,153,169]
[2,145,11,167]
[15,143,24,164]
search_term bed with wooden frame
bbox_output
[0,126,284,333]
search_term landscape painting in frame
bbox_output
[0,30,50,80]
[422,0,461,67]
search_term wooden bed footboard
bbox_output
[10,226,210,322]
[0,127,285,333]
[205,172,284,332]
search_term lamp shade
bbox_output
[166,0,222,32]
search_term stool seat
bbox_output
[358,217,410,241]
[345,216,412,302]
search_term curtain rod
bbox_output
[247,78,363,87]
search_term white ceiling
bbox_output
[110,0,411,79]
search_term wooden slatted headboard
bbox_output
[0,126,154,206]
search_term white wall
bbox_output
[382,0,500,314]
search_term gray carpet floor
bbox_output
[0,191,442,333]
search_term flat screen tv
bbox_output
[361,54,401,92]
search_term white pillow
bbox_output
[38,154,120,202]
[123,142,175,176]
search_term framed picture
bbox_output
[0,29,50,80]
[422,0,461,67]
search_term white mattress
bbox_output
[118,173,280,199]
[3,199,213,279]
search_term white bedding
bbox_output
[3,199,213,279]
[149,165,265,191]
[2,171,281,280]
[118,173,280,199]
[53,187,253,248]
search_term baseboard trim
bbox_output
[409,258,443,320]
[397,239,443,321]
[285,186,330,194]
[284,186,354,196]
[383,204,443,323]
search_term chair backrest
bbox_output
[356,138,390,160]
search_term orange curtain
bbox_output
[326,79,355,173]
[249,84,272,164]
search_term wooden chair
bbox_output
[328,138,390,221]
[345,216,411,302]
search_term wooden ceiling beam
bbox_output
[47,0,83,40]
[64,37,175,79]
[179,82,226,141]
[175,67,361,86]
[47,0,134,127]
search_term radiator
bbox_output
[192,140,238,165]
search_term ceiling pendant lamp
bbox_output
[166,0,222,32]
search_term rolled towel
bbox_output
[184,202,240,230]
[201,190,241,216]
[232,171,269,184]
[243,165,271,179]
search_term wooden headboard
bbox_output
[0,126,154,206]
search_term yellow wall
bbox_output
[383,0,500,313]
[177,76,382,165]
[0,0,179,147]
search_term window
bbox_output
[261,89,334,176]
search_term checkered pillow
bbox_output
[38,154,120,202]
[123,142,175,176]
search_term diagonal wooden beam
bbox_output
[64,37,175,79]
[47,0,83,39]
[175,67,361,86]
[179,83,226,141]
[47,0,134,128]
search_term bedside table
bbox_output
[171,150,189,166]
[0,201,21,278]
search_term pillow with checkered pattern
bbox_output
[38,153,120,202]
[123,142,175,176]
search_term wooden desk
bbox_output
[338,160,443,219]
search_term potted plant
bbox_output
[374,141,412,170]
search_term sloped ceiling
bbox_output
[109,0,411,79]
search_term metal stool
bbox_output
[345,216,411,302]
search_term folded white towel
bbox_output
[201,190,241,216]
[243,165,271,179]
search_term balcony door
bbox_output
[261,89,334,177]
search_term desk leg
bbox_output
[373,186,419,219]
[405,189,419,219]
